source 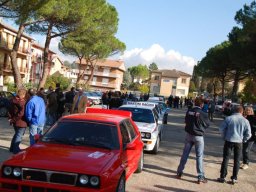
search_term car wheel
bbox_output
[135,151,143,173]
[116,174,126,192]
[0,107,7,117]
[152,136,160,154]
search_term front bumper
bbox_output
[142,138,157,151]
[0,178,114,192]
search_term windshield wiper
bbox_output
[42,137,79,145]
[83,141,112,150]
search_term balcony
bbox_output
[90,81,116,89]
[2,64,27,74]
[0,42,29,55]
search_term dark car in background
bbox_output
[0,91,15,117]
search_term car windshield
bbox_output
[119,107,155,123]
[42,121,119,150]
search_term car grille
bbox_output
[21,186,71,192]
[22,168,77,186]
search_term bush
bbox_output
[45,74,71,91]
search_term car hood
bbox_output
[6,143,118,174]
[134,122,156,133]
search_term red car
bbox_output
[0,108,144,192]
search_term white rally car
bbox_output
[119,102,163,154]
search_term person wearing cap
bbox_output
[25,88,46,146]
[71,88,87,114]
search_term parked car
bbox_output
[0,108,143,192]
[119,102,163,154]
[84,92,101,105]
[0,91,15,117]
[147,100,170,124]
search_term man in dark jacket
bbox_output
[177,98,210,184]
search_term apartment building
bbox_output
[0,21,33,85]
[74,59,125,91]
[150,69,191,97]
[30,43,56,85]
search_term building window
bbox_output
[163,79,170,82]
[176,89,185,95]
[154,75,160,80]
[102,78,109,85]
[103,68,110,76]
[181,78,186,84]
[92,77,97,85]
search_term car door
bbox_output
[123,119,142,172]
[119,121,138,178]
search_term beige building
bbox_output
[0,21,33,85]
[150,69,191,97]
[74,59,125,91]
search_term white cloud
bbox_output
[49,37,76,63]
[120,44,196,74]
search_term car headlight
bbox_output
[141,132,145,138]
[3,166,12,176]
[90,176,99,186]
[145,133,151,139]
[79,175,89,185]
[13,168,21,177]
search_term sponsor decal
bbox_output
[88,151,105,159]
[126,101,156,107]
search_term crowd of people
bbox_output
[101,91,150,109]
[7,83,89,154]
[176,97,256,185]
[5,87,256,186]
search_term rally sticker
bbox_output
[88,151,105,159]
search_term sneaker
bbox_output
[176,173,182,179]
[217,178,226,183]
[231,179,238,185]
[197,177,208,184]
[241,164,249,170]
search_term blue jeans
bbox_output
[29,124,44,146]
[10,126,26,154]
[177,133,205,178]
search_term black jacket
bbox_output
[247,115,256,141]
[185,106,210,136]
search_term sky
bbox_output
[5,0,253,75]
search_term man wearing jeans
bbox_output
[177,98,210,184]
[218,105,251,184]
[25,88,46,146]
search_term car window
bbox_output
[120,122,131,144]
[42,121,120,150]
[124,119,137,140]
[119,107,155,123]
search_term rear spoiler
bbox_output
[86,108,132,118]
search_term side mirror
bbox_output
[34,134,42,143]
[124,142,136,150]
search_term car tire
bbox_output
[0,107,7,117]
[116,174,126,192]
[152,136,160,154]
[135,151,143,173]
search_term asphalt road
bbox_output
[0,108,256,192]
